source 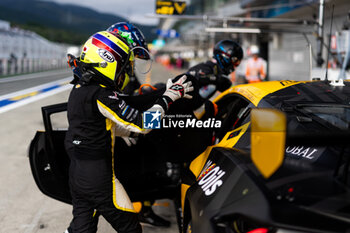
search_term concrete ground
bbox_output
[0,63,184,233]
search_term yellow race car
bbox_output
[181,80,350,233]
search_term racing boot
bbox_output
[138,203,170,227]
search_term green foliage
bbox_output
[14,23,87,45]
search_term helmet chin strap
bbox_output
[114,50,131,89]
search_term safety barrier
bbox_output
[0,20,70,77]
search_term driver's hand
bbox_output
[163,75,194,102]
[121,137,138,147]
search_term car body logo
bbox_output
[98,49,115,63]
[198,161,225,196]
[285,145,320,160]
[143,111,161,129]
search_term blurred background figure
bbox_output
[245,45,267,83]
[328,56,339,69]
[188,40,243,103]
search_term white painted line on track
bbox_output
[0,77,72,114]
[0,77,71,101]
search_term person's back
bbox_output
[188,60,216,76]
[66,82,110,156]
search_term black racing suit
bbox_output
[187,60,231,103]
[65,79,168,233]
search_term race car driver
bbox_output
[187,40,243,106]
[64,31,193,233]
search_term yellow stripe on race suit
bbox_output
[112,177,136,213]
[107,118,136,213]
[97,100,145,134]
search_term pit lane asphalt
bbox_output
[0,69,72,96]
[0,64,184,233]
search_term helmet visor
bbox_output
[134,47,150,60]
[132,47,153,75]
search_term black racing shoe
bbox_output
[138,206,171,227]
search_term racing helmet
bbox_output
[213,40,243,75]
[107,22,150,60]
[79,31,133,90]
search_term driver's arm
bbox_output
[96,75,193,136]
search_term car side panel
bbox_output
[185,147,261,233]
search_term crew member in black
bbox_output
[187,40,243,106]
[65,31,193,233]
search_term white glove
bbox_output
[163,75,194,102]
[121,137,138,147]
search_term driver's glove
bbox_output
[150,75,194,114]
[163,75,194,102]
[121,136,138,147]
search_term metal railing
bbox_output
[0,21,69,76]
